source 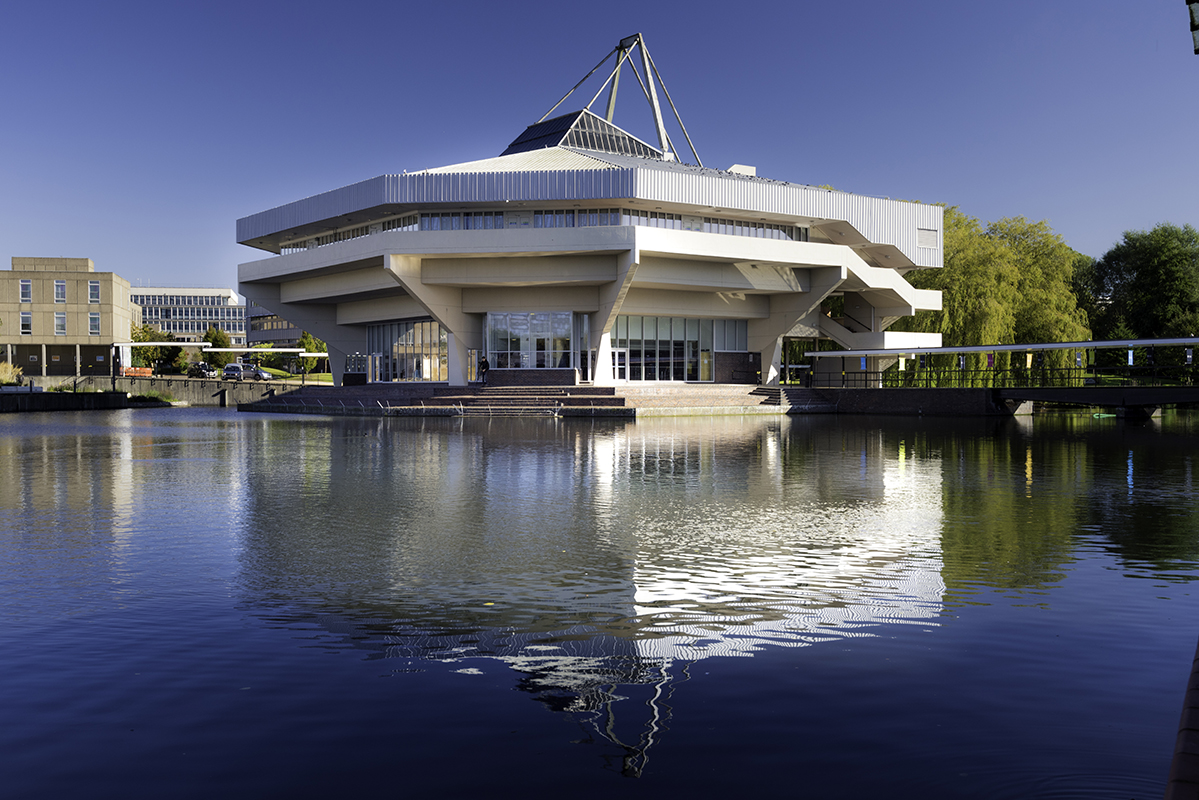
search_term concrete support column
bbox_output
[759,337,783,387]
[592,330,614,386]
[75,344,81,377]
[749,267,847,388]
[446,332,468,387]
[327,344,346,387]
[588,246,638,388]
[40,344,47,376]
[385,254,481,351]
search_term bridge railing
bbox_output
[808,366,1199,390]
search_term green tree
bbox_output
[249,343,276,370]
[201,325,233,368]
[895,209,1090,369]
[894,207,1019,370]
[131,324,180,371]
[987,216,1089,344]
[297,331,327,374]
[987,216,1090,368]
[1070,252,1100,333]
[1087,223,1199,340]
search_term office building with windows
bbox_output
[247,302,302,348]
[236,35,942,388]
[130,287,246,346]
[0,257,138,377]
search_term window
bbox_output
[366,319,448,382]
[54,280,66,303]
[89,312,101,336]
[20,312,31,335]
[55,312,67,335]
[485,312,574,370]
[89,281,100,304]
[19,279,32,303]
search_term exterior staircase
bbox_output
[423,386,626,417]
[781,387,839,413]
[749,387,781,406]
[239,382,839,417]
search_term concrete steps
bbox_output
[749,387,781,406]
[615,384,781,408]
[422,385,627,415]
[240,382,843,417]
[781,387,838,413]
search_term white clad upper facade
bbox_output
[237,34,941,387]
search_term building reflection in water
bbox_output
[4,409,1192,777]
[237,415,947,773]
[0,410,249,621]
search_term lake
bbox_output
[1,408,1196,798]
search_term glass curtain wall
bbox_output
[487,312,574,369]
[366,320,448,382]
[613,316,748,382]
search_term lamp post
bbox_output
[1190,0,1199,55]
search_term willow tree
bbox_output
[987,216,1090,367]
[896,206,1019,370]
[896,208,1089,371]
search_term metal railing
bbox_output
[807,366,1199,390]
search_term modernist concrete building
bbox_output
[237,36,941,388]
[0,257,138,377]
[130,287,246,345]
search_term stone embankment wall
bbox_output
[54,375,289,407]
[12,377,1029,417]
[0,387,128,412]
[818,388,1028,416]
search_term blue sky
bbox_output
[1,0,1196,289]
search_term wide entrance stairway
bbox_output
[423,386,625,417]
[240,383,838,416]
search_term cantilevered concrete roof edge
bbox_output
[237,169,643,248]
[237,164,943,269]
[237,175,396,246]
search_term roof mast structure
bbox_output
[536,33,701,166]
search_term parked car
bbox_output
[223,363,270,381]
[187,361,218,379]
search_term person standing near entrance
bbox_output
[478,355,490,385]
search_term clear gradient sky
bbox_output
[1,0,1196,290]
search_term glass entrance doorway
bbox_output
[612,348,627,381]
[487,312,588,375]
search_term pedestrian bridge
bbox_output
[803,336,1199,419]
[993,386,1199,419]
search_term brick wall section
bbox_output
[483,368,578,387]
[714,352,760,384]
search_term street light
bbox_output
[1190,0,1199,55]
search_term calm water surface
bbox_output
[1,408,1197,798]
